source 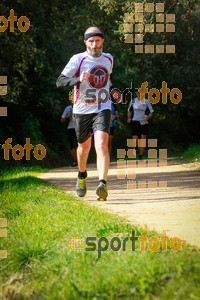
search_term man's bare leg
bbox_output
[77,137,91,172]
[139,134,146,156]
[132,135,138,149]
[76,137,91,197]
[94,131,110,181]
[94,130,109,201]
[70,148,77,162]
[133,135,139,157]
[108,135,113,154]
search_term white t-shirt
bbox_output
[61,105,74,129]
[128,98,154,121]
[61,51,113,114]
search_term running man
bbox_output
[127,91,154,159]
[56,27,121,201]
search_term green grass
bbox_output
[182,144,200,162]
[1,167,200,299]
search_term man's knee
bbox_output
[78,142,90,155]
[95,138,108,153]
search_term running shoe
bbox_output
[76,177,87,197]
[96,183,108,201]
[71,161,78,167]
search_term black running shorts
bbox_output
[67,128,77,149]
[73,109,111,143]
[131,121,148,136]
[109,126,115,136]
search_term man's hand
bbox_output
[80,70,90,82]
[145,113,153,121]
[145,113,153,120]
[67,112,72,118]
[127,118,131,124]
[61,117,66,123]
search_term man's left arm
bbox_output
[145,100,154,120]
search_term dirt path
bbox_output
[38,160,200,248]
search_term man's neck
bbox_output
[87,52,102,58]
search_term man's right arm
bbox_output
[56,54,82,88]
[56,74,81,88]
[127,110,132,123]
[56,70,91,88]
[127,100,133,123]
[61,106,70,122]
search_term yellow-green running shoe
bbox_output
[96,183,108,201]
[76,177,87,197]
